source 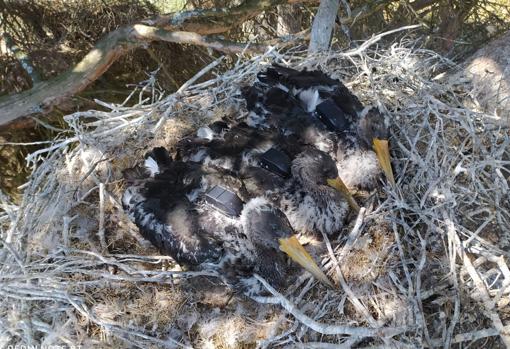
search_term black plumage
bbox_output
[121,64,396,294]
[176,121,302,175]
[177,122,350,236]
[123,149,223,266]
[242,63,395,190]
[123,147,333,295]
[257,64,340,90]
[242,84,337,154]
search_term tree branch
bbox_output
[144,0,309,35]
[0,24,267,127]
[339,0,396,25]
[131,25,267,53]
[309,0,341,53]
[0,0,403,128]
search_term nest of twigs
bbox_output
[1,29,509,348]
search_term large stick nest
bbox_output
[1,30,509,348]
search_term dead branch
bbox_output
[0,0,419,129]
[0,24,267,128]
[308,0,340,53]
[447,218,510,347]
[131,24,267,53]
[144,0,308,35]
[338,0,396,25]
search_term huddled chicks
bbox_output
[122,64,395,297]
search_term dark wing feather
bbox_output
[146,146,173,167]
[242,68,339,152]
[330,85,364,117]
[123,153,223,266]
[129,196,222,265]
[259,64,339,89]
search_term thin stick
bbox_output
[335,207,366,259]
[253,274,409,338]
[425,328,501,347]
[446,218,510,347]
[177,56,224,94]
[341,25,423,57]
[322,231,380,327]
[97,183,107,252]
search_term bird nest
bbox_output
[1,29,510,348]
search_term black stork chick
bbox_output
[175,121,304,177]
[122,147,334,294]
[241,85,360,211]
[258,147,350,236]
[339,106,395,189]
[245,63,396,190]
[175,124,351,236]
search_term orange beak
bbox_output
[279,235,334,288]
[327,177,360,212]
[373,138,395,185]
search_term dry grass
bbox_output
[1,27,510,348]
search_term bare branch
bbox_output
[145,0,292,35]
[309,0,341,53]
[0,25,266,128]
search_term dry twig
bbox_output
[1,27,509,347]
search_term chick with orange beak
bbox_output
[245,64,395,195]
[349,107,395,188]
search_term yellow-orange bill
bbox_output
[279,235,335,288]
[327,177,360,212]
[373,138,395,186]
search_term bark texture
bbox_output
[145,0,305,34]
[277,4,302,36]
[308,0,340,53]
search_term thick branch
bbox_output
[144,0,301,35]
[0,0,394,127]
[0,25,266,127]
[131,25,267,53]
[309,0,341,53]
[0,26,134,128]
